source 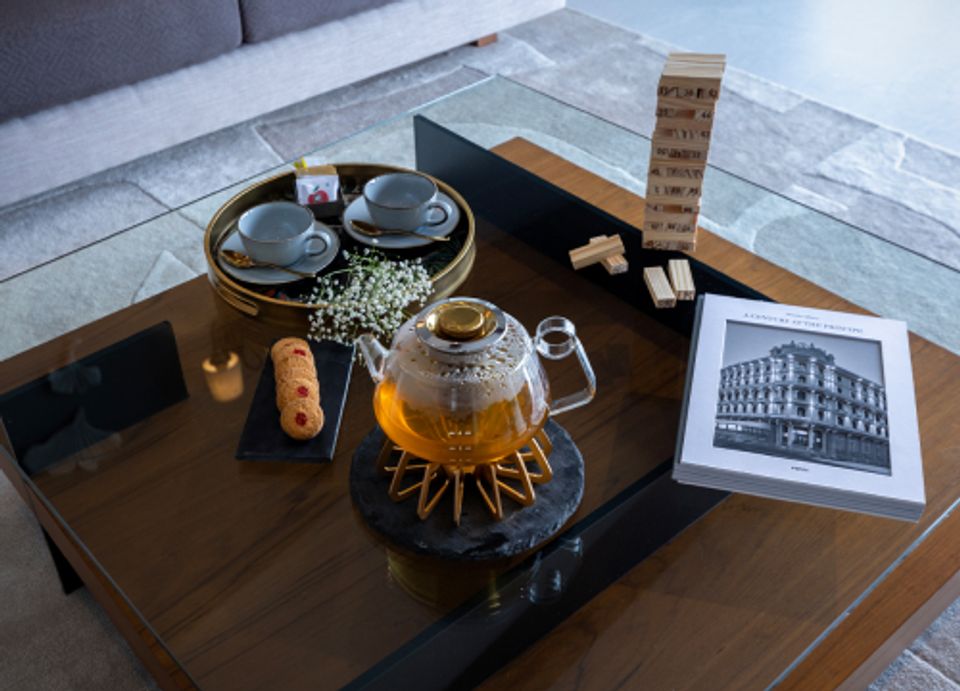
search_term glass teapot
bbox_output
[357,297,596,466]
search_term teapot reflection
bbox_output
[385,536,584,612]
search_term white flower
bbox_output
[306,249,432,351]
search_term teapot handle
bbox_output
[535,317,596,415]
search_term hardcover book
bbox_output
[674,294,925,521]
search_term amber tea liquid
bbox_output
[374,378,548,464]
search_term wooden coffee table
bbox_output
[1,80,959,690]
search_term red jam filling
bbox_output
[295,412,308,426]
[292,348,307,356]
[297,386,309,397]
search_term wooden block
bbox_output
[663,53,726,80]
[643,207,698,225]
[649,158,707,177]
[643,227,699,241]
[655,106,714,121]
[644,266,677,308]
[648,173,705,188]
[651,143,708,161]
[588,236,629,275]
[645,195,702,209]
[662,65,725,80]
[652,128,711,144]
[660,74,723,88]
[645,199,699,214]
[642,236,697,252]
[656,95,719,112]
[646,183,702,203]
[569,234,624,270]
[657,82,721,102]
[643,219,697,235]
[653,130,711,149]
[655,116,716,132]
[667,52,726,64]
[645,240,696,252]
[668,258,696,300]
[603,254,629,275]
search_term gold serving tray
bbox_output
[203,163,476,328]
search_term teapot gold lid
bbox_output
[415,298,507,355]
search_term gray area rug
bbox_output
[1,8,959,691]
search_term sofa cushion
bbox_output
[239,0,400,43]
[0,0,242,122]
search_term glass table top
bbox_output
[1,75,958,690]
[1,77,958,361]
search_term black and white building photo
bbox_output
[713,322,890,474]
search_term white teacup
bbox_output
[237,201,327,267]
[363,172,454,231]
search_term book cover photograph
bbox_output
[675,294,924,521]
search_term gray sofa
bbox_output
[0,0,563,207]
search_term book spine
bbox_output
[673,293,707,478]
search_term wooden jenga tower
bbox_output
[642,53,726,252]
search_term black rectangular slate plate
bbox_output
[236,339,355,463]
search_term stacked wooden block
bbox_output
[642,53,726,252]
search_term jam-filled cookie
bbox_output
[280,400,325,440]
[271,337,310,362]
[275,352,317,381]
[276,377,320,411]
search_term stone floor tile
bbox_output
[508,8,639,64]
[708,98,877,196]
[871,650,960,691]
[113,124,284,209]
[175,166,288,232]
[902,139,960,190]
[256,67,487,161]
[421,72,650,183]
[133,250,198,303]
[832,186,960,271]
[511,39,664,139]
[0,213,203,360]
[817,129,960,237]
[753,207,960,354]
[701,192,806,252]
[910,599,960,684]
[0,182,167,282]
[458,32,555,75]
[723,67,806,114]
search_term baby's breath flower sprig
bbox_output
[306,248,432,349]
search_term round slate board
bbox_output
[350,419,584,561]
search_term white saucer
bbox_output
[342,193,460,249]
[217,221,340,285]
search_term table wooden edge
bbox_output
[0,433,196,691]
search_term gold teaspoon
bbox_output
[219,249,315,278]
[350,219,451,242]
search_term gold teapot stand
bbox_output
[349,420,584,561]
[375,430,554,525]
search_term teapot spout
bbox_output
[356,333,388,383]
